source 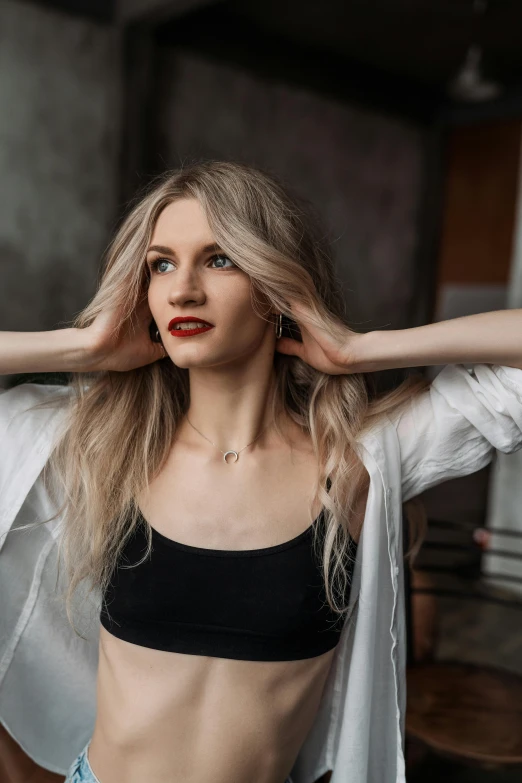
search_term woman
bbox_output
[2,160,522,783]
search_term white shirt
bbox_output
[1,363,522,781]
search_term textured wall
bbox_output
[158,49,425,331]
[0,0,119,337]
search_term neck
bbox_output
[182,361,282,454]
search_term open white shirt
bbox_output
[1,363,522,782]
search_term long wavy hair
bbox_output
[11,160,430,639]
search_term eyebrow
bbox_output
[146,243,222,256]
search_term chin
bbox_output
[173,350,247,370]
[169,353,220,369]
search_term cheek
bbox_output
[147,287,155,311]
[147,287,162,323]
[215,279,253,317]
[147,279,161,304]
[227,292,264,332]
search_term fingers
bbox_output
[275,337,304,359]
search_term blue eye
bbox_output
[148,254,236,275]
[149,258,173,274]
[209,254,235,269]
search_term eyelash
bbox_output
[148,254,236,274]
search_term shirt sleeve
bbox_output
[389,363,522,503]
[0,382,72,478]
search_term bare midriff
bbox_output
[87,630,337,783]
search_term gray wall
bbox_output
[158,48,425,331]
[0,0,426,359]
[0,0,120,339]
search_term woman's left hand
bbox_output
[274,299,367,375]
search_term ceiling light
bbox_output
[448,44,503,102]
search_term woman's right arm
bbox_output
[0,328,96,375]
[0,295,168,376]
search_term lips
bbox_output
[168,317,214,330]
[167,316,214,338]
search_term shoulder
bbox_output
[356,411,397,446]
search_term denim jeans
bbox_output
[64,739,294,782]
[64,741,101,783]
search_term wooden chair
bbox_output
[403,499,522,773]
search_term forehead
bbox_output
[151,198,214,244]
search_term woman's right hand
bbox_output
[85,296,168,373]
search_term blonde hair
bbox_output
[12,161,431,639]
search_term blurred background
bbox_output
[1,0,522,781]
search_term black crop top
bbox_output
[100,508,357,662]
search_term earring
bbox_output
[154,329,161,342]
[275,313,283,339]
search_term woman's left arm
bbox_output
[356,309,522,373]
[276,303,522,374]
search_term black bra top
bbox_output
[100,498,358,662]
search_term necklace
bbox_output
[185,415,271,463]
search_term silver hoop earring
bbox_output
[275,313,283,339]
[154,329,161,342]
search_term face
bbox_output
[146,198,274,370]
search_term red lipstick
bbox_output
[168,316,214,338]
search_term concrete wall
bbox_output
[0,0,119,342]
[0,0,426,356]
[158,49,425,331]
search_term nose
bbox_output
[166,266,206,308]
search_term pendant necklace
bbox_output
[185,415,271,464]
